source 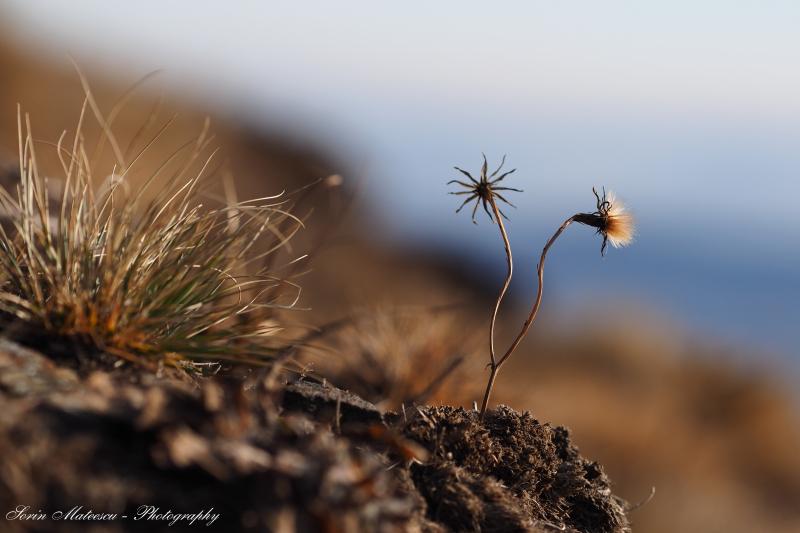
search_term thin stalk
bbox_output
[479,214,577,418]
[479,364,500,419]
[488,196,513,367]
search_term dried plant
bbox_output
[574,187,635,256]
[449,157,634,417]
[448,155,521,402]
[0,79,304,375]
[449,154,520,224]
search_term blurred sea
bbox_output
[344,107,800,360]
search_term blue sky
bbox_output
[2,1,799,356]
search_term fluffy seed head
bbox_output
[573,188,635,255]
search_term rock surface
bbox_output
[0,340,629,532]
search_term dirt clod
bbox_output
[398,406,630,533]
[0,342,415,532]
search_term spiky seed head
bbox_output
[447,155,521,224]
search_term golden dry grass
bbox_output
[0,77,305,373]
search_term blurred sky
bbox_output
[1,1,799,357]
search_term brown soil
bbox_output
[0,341,415,532]
[0,339,630,532]
[399,406,629,533]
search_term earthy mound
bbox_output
[399,406,630,533]
[0,339,629,532]
[0,341,415,532]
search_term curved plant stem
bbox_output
[479,214,577,418]
[488,196,513,368]
[479,363,501,419]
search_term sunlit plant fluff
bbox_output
[573,187,635,255]
[0,90,304,374]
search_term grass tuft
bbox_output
[0,81,304,374]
